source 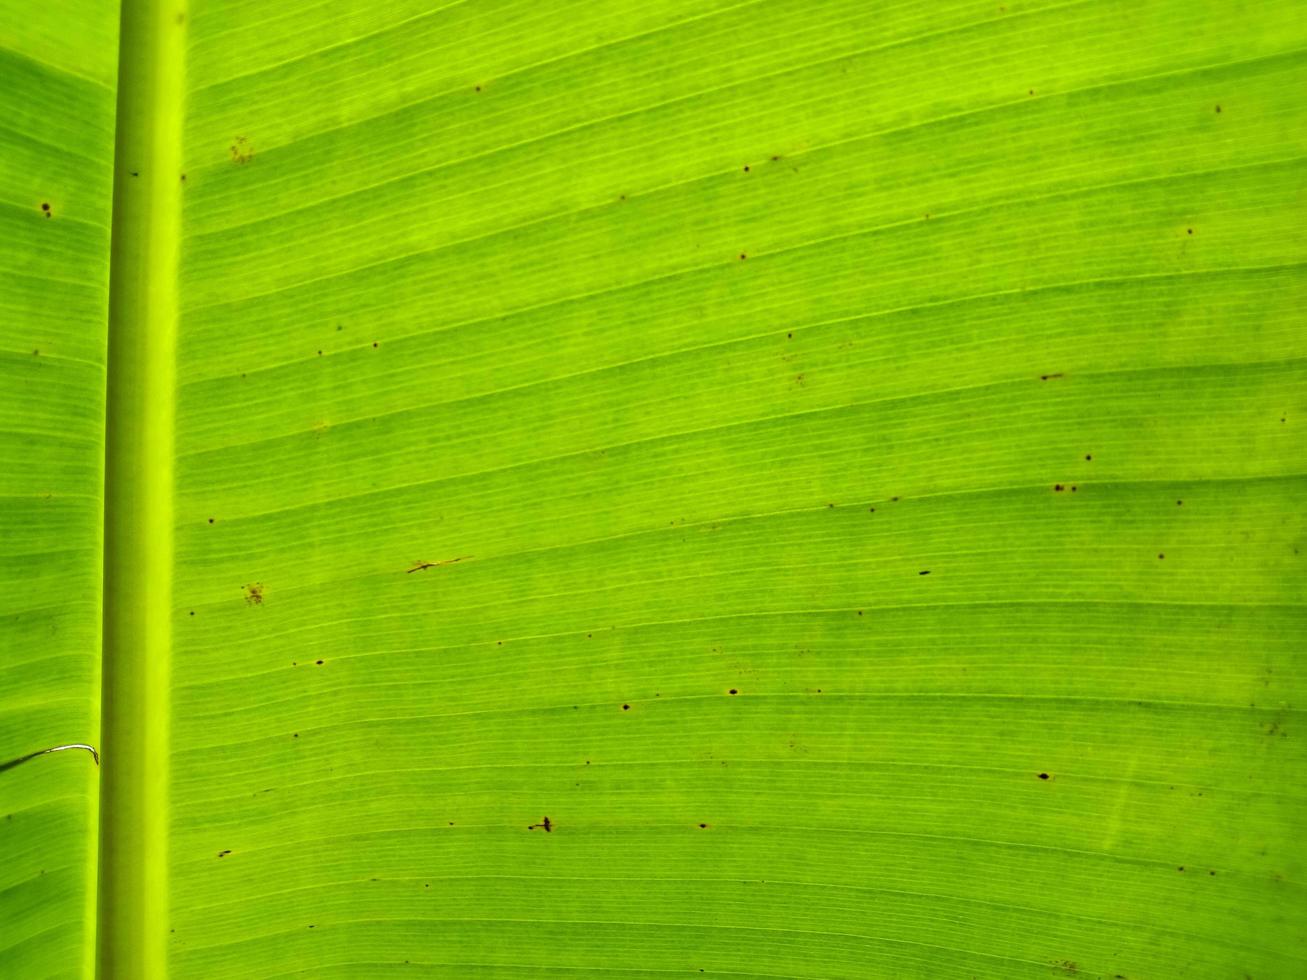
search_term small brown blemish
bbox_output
[207,517,215,524]
[372,341,379,348]
[621,704,630,711]
[739,253,747,260]
[1187,228,1194,235]
[742,165,750,172]
[315,659,324,665]
[528,816,552,832]
[407,556,471,573]
[728,688,738,695]
[1038,772,1050,780]
[1040,373,1063,381]
[1176,499,1183,506]
[698,822,709,829]
[217,849,231,857]
[1054,484,1064,492]
[243,582,264,605]
[1158,553,1165,560]
[230,136,253,165]
[1084,454,1092,460]
[1215,104,1221,113]
[918,569,931,575]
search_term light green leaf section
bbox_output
[0,2,119,977]
[165,0,1307,977]
[3,0,1306,978]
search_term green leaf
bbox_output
[0,1,118,975]
[3,1,1306,977]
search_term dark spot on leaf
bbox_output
[1187,228,1193,235]
[1177,500,1183,506]
[1215,104,1221,113]
[743,165,750,172]
[1085,454,1092,460]
[1158,553,1165,560]
[698,823,708,828]
[40,202,49,212]
[208,517,214,524]
[528,816,552,832]
[243,582,264,605]
[1038,772,1050,780]
[918,570,931,575]
[1054,484,1064,492]
[739,253,747,260]
[622,704,630,711]
[315,659,323,665]
[1040,373,1063,381]
[292,733,298,738]
[217,849,231,857]
[728,688,738,695]
[372,341,379,348]
[189,611,194,616]
[1178,866,1185,872]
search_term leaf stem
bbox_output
[99,1,184,976]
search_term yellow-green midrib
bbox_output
[98,0,185,977]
